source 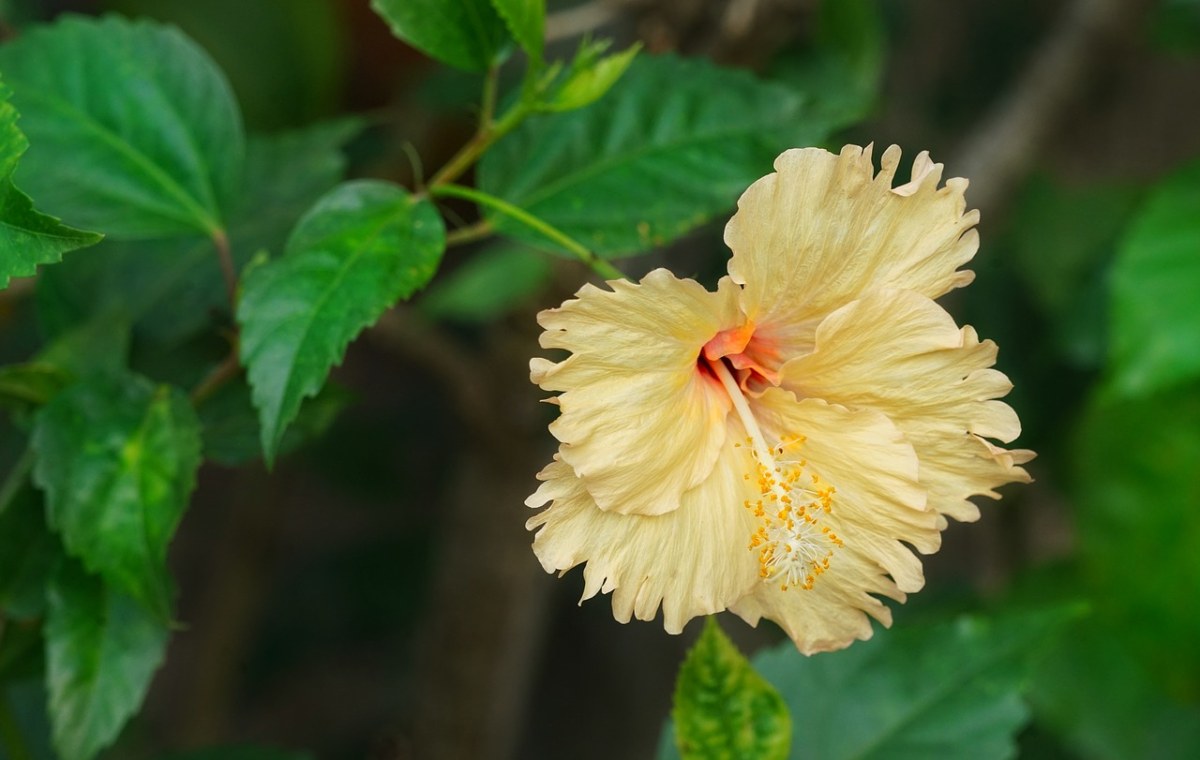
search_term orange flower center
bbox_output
[701,320,783,389]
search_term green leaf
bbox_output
[490,0,543,60]
[31,374,202,618]
[478,54,831,257]
[238,180,445,462]
[1110,159,1200,398]
[769,0,884,133]
[0,14,244,238]
[0,482,58,620]
[199,378,352,466]
[540,40,640,113]
[672,618,791,760]
[1073,386,1200,690]
[370,0,511,71]
[420,245,551,322]
[44,561,169,760]
[36,120,361,347]
[767,611,1071,760]
[0,80,102,289]
[1028,615,1200,760]
[662,610,1074,760]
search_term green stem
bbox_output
[430,184,625,281]
[212,228,237,309]
[445,219,494,248]
[0,692,33,760]
[427,67,532,190]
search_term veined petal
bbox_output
[526,435,761,634]
[782,289,1033,522]
[531,269,741,515]
[725,145,978,361]
[730,389,940,654]
[732,551,903,655]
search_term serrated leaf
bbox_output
[478,54,832,257]
[0,80,101,288]
[238,180,445,462]
[672,618,791,760]
[659,610,1075,760]
[0,14,244,238]
[420,245,550,322]
[31,375,202,618]
[490,0,543,60]
[371,0,511,71]
[45,561,169,760]
[36,119,361,347]
[1110,159,1200,398]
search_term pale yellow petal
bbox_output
[732,551,902,655]
[724,145,978,360]
[782,289,1033,522]
[526,434,761,634]
[531,269,742,515]
[728,390,940,654]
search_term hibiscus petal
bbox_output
[782,289,1033,522]
[526,437,761,634]
[532,269,741,515]
[725,145,978,362]
[730,390,940,654]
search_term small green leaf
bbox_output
[36,119,362,347]
[420,245,551,322]
[0,14,244,238]
[1110,159,1200,398]
[238,180,445,462]
[31,375,202,618]
[45,561,170,760]
[370,0,511,71]
[479,54,832,257]
[0,80,101,289]
[489,0,544,60]
[540,40,640,113]
[673,618,791,760]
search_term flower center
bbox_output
[707,358,843,592]
[702,320,782,388]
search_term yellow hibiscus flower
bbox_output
[525,145,1034,654]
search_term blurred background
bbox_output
[1,0,1199,758]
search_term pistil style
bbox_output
[708,358,843,591]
